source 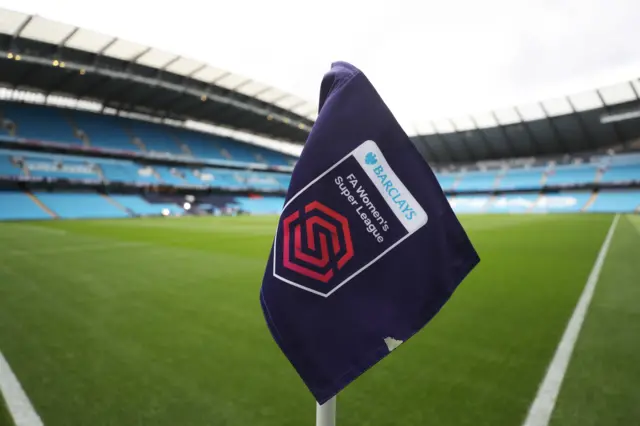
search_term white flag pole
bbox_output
[315,396,336,426]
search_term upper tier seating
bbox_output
[455,171,498,191]
[0,102,297,166]
[545,165,597,186]
[1,103,80,144]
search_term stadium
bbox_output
[0,3,639,426]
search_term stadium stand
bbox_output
[232,196,285,215]
[587,190,640,213]
[1,103,80,144]
[33,192,129,219]
[496,167,546,190]
[0,102,297,167]
[108,195,183,216]
[0,191,52,220]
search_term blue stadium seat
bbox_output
[0,155,22,177]
[73,111,138,151]
[599,165,640,183]
[436,174,457,191]
[127,120,184,155]
[2,103,78,144]
[455,171,498,191]
[498,168,545,190]
[545,165,597,186]
[109,195,183,215]
[24,156,99,180]
[232,196,285,214]
[35,192,130,219]
[588,191,640,213]
[0,191,52,220]
[153,166,188,186]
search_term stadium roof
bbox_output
[0,7,316,143]
[409,79,640,163]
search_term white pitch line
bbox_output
[0,351,44,426]
[522,214,620,426]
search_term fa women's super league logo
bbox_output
[281,201,354,284]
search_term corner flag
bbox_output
[260,62,480,405]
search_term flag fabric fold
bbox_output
[260,61,480,404]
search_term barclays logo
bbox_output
[365,152,378,165]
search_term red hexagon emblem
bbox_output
[282,201,354,283]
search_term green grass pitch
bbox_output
[0,214,638,426]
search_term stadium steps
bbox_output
[132,136,147,152]
[220,148,233,160]
[171,135,192,156]
[26,191,57,218]
[594,168,604,183]
[1,117,17,136]
[64,114,91,147]
[526,193,544,213]
[121,125,147,151]
[452,175,464,190]
[493,173,504,189]
[100,194,132,215]
[582,192,598,212]
[540,171,549,187]
[95,164,106,181]
[482,195,496,213]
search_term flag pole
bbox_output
[315,397,336,426]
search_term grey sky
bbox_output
[2,0,640,128]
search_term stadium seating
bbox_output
[0,191,52,220]
[73,111,139,151]
[587,191,640,213]
[436,174,457,191]
[126,120,184,155]
[497,167,545,190]
[455,171,499,191]
[1,103,79,144]
[34,192,129,219]
[0,154,22,176]
[545,165,597,186]
[109,195,183,216]
[232,196,285,214]
[599,165,640,184]
[24,156,99,180]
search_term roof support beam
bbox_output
[490,111,519,157]
[566,97,597,150]
[538,103,570,155]
[595,89,626,149]
[468,117,498,159]
[513,107,544,156]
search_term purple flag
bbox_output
[260,62,480,404]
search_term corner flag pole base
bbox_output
[316,397,336,426]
